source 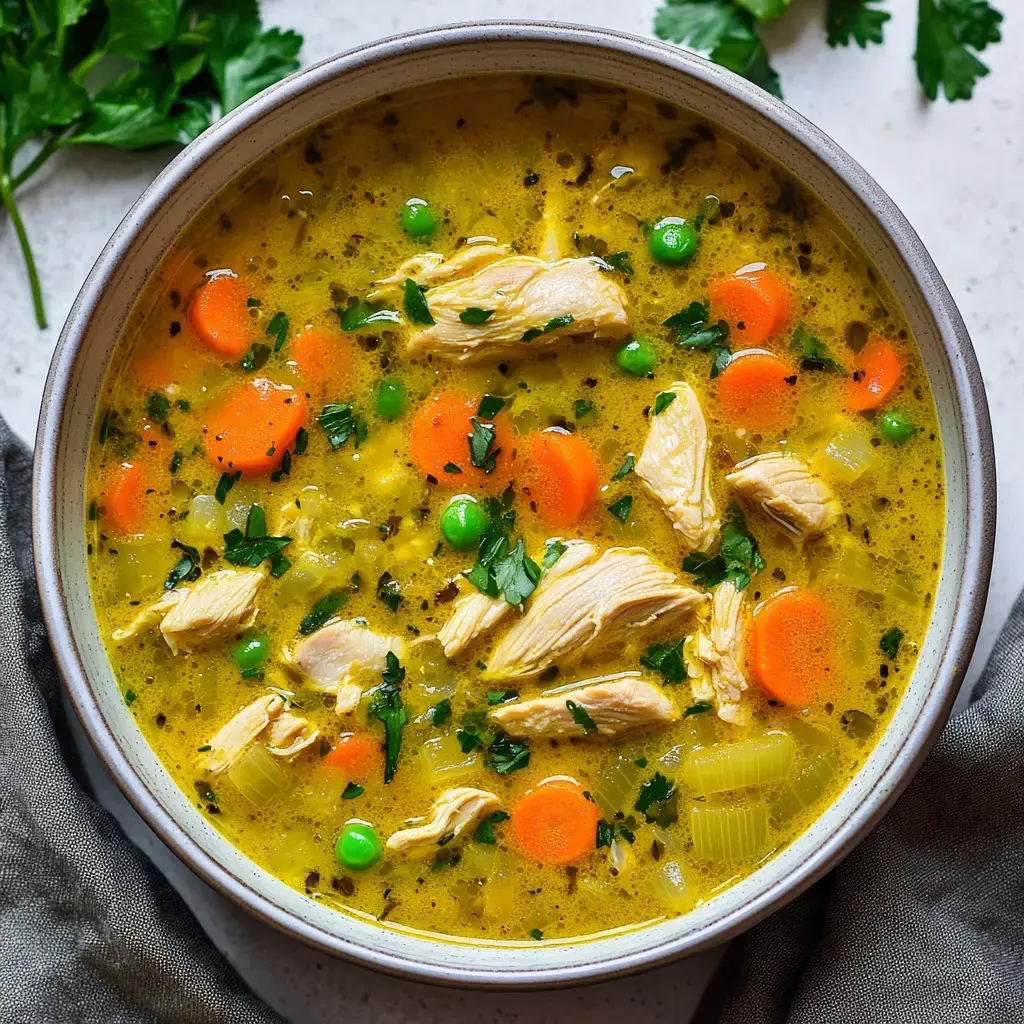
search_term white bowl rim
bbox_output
[32,20,995,988]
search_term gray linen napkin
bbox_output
[0,420,281,1023]
[709,597,1024,1021]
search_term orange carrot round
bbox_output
[708,267,792,345]
[187,273,256,358]
[204,378,307,475]
[409,390,513,491]
[323,732,383,779]
[750,589,837,705]
[290,326,351,399]
[510,778,599,866]
[846,337,902,411]
[103,462,147,534]
[716,351,798,432]
[518,429,600,528]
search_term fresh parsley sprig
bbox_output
[683,502,765,591]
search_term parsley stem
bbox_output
[0,171,47,329]
[11,134,59,190]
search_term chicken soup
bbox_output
[86,75,944,942]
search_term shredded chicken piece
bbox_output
[112,569,264,655]
[367,244,511,299]
[285,620,406,713]
[436,539,597,657]
[486,547,705,680]
[382,250,629,363]
[686,581,750,725]
[490,676,679,738]
[203,694,319,773]
[726,452,839,538]
[385,787,501,856]
[636,381,720,551]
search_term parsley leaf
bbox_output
[487,690,519,706]
[493,538,541,606]
[298,590,349,636]
[635,772,676,817]
[486,734,531,774]
[543,539,567,569]
[222,505,291,570]
[604,251,635,275]
[431,698,452,726]
[145,392,170,423]
[574,399,594,420]
[880,627,904,660]
[826,0,891,47]
[791,324,845,373]
[684,701,714,717]
[596,819,637,848]
[529,928,544,941]
[164,540,201,591]
[215,470,241,505]
[566,700,598,734]
[473,810,510,845]
[468,417,501,473]
[641,639,687,685]
[612,454,635,481]
[653,392,677,416]
[368,652,407,783]
[319,403,368,450]
[403,278,435,325]
[376,571,403,612]
[240,342,271,372]
[653,1,782,97]
[342,782,364,799]
[476,394,507,419]
[521,313,574,342]
[916,0,1003,101]
[663,300,732,377]
[607,495,633,522]
[265,311,289,352]
[338,301,401,331]
[682,503,765,591]
[460,307,495,325]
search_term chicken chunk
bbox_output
[687,581,750,726]
[385,787,500,856]
[486,547,705,680]
[112,569,264,655]
[490,675,679,738]
[286,620,406,713]
[368,244,511,298]
[636,382,720,551]
[436,539,597,658]
[726,453,839,538]
[203,694,319,773]
[393,252,630,363]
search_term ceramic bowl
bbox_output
[32,21,995,987]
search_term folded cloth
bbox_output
[707,593,1024,1022]
[0,421,281,1023]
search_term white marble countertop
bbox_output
[6,1,1022,1020]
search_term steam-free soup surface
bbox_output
[87,75,944,942]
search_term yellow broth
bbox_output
[86,75,944,942]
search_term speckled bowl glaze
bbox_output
[33,22,995,988]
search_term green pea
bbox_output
[399,198,438,238]
[440,495,489,551]
[374,377,406,419]
[335,821,382,871]
[879,408,917,445]
[648,217,698,265]
[233,633,269,671]
[615,336,657,377]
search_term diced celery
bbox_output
[228,745,291,807]
[114,538,171,602]
[770,752,838,823]
[819,429,875,484]
[689,803,770,863]
[646,859,696,913]
[180,494,226,549]
[682,732,794,795]
[484,851,517,920]
[591,755,640,818]
[788,715,833,752]
[419,734,480,782]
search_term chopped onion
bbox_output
[819,428,874,484]
[770,752,838,823]
[608,835,632,875]
[682,732,793,795]
[227,745,291,808]
[277,551,330,602]
[787,715,833,752]
[889,569,919,606]
[114,538,169,602]
[591,755,640,818]
[689,803,770,863]
[419,734,480,782]
[483,852,516,920]
[650,824,687,858]
[646,859,695,914]
[839,545,878,593]
[180,494,226,549]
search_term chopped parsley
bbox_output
[339,300,400,331]
[684,701,714,717]
[529,928,544,941]
[596,819,636,848]
[574,399,594,420]
[145,392,170,423]
[164,540,201,591]
[403,278,435,325]
[790,324,845,373]
[607,495,633,522]
[543,539,567,569]
[604,250,634,275]
[442,462,463,474]
[341,782,364,799]
[222,505,291,573]
[294,427,309,455]
[460,307,495,325]
[473,810,510,845]
[653,391,677,416]
[476,394,507,419]
[487,689,519,706]
[319,403,368,450]
[683,503,764,591]
[431,698,452,726]
[168,450,183,475]
[240,342,271,371]
[215,470,241,506]
[468,417,501,473]
[486,734,530,774]
[663,300,732,377]
[880,627,904,660]
[298,589,349,635]
[462,500,540,607]
[641,639,687,685]
[368,652,407,784]
[492,538,541,607]
[566,700,597,734]
[521,313,574,342]
[376,571,403,612]
[611,453,635,480]
[635,772,675,818]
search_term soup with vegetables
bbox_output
[87,75,944,943]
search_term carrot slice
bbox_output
[409,390,513,492]
[716,352,798,432]
[290,326,351,399]
[204,378,307,475]
[708,268,792,345]
[187,273,256,358]
[846,337,902,411]
[103,462,147,534]
[510,778,599,866]
[750,589,837,705]
[323,733,383,779]
[518,429,600,528]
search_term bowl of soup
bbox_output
[33,22,994,986]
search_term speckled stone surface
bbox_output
[7,1,1022,1020]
